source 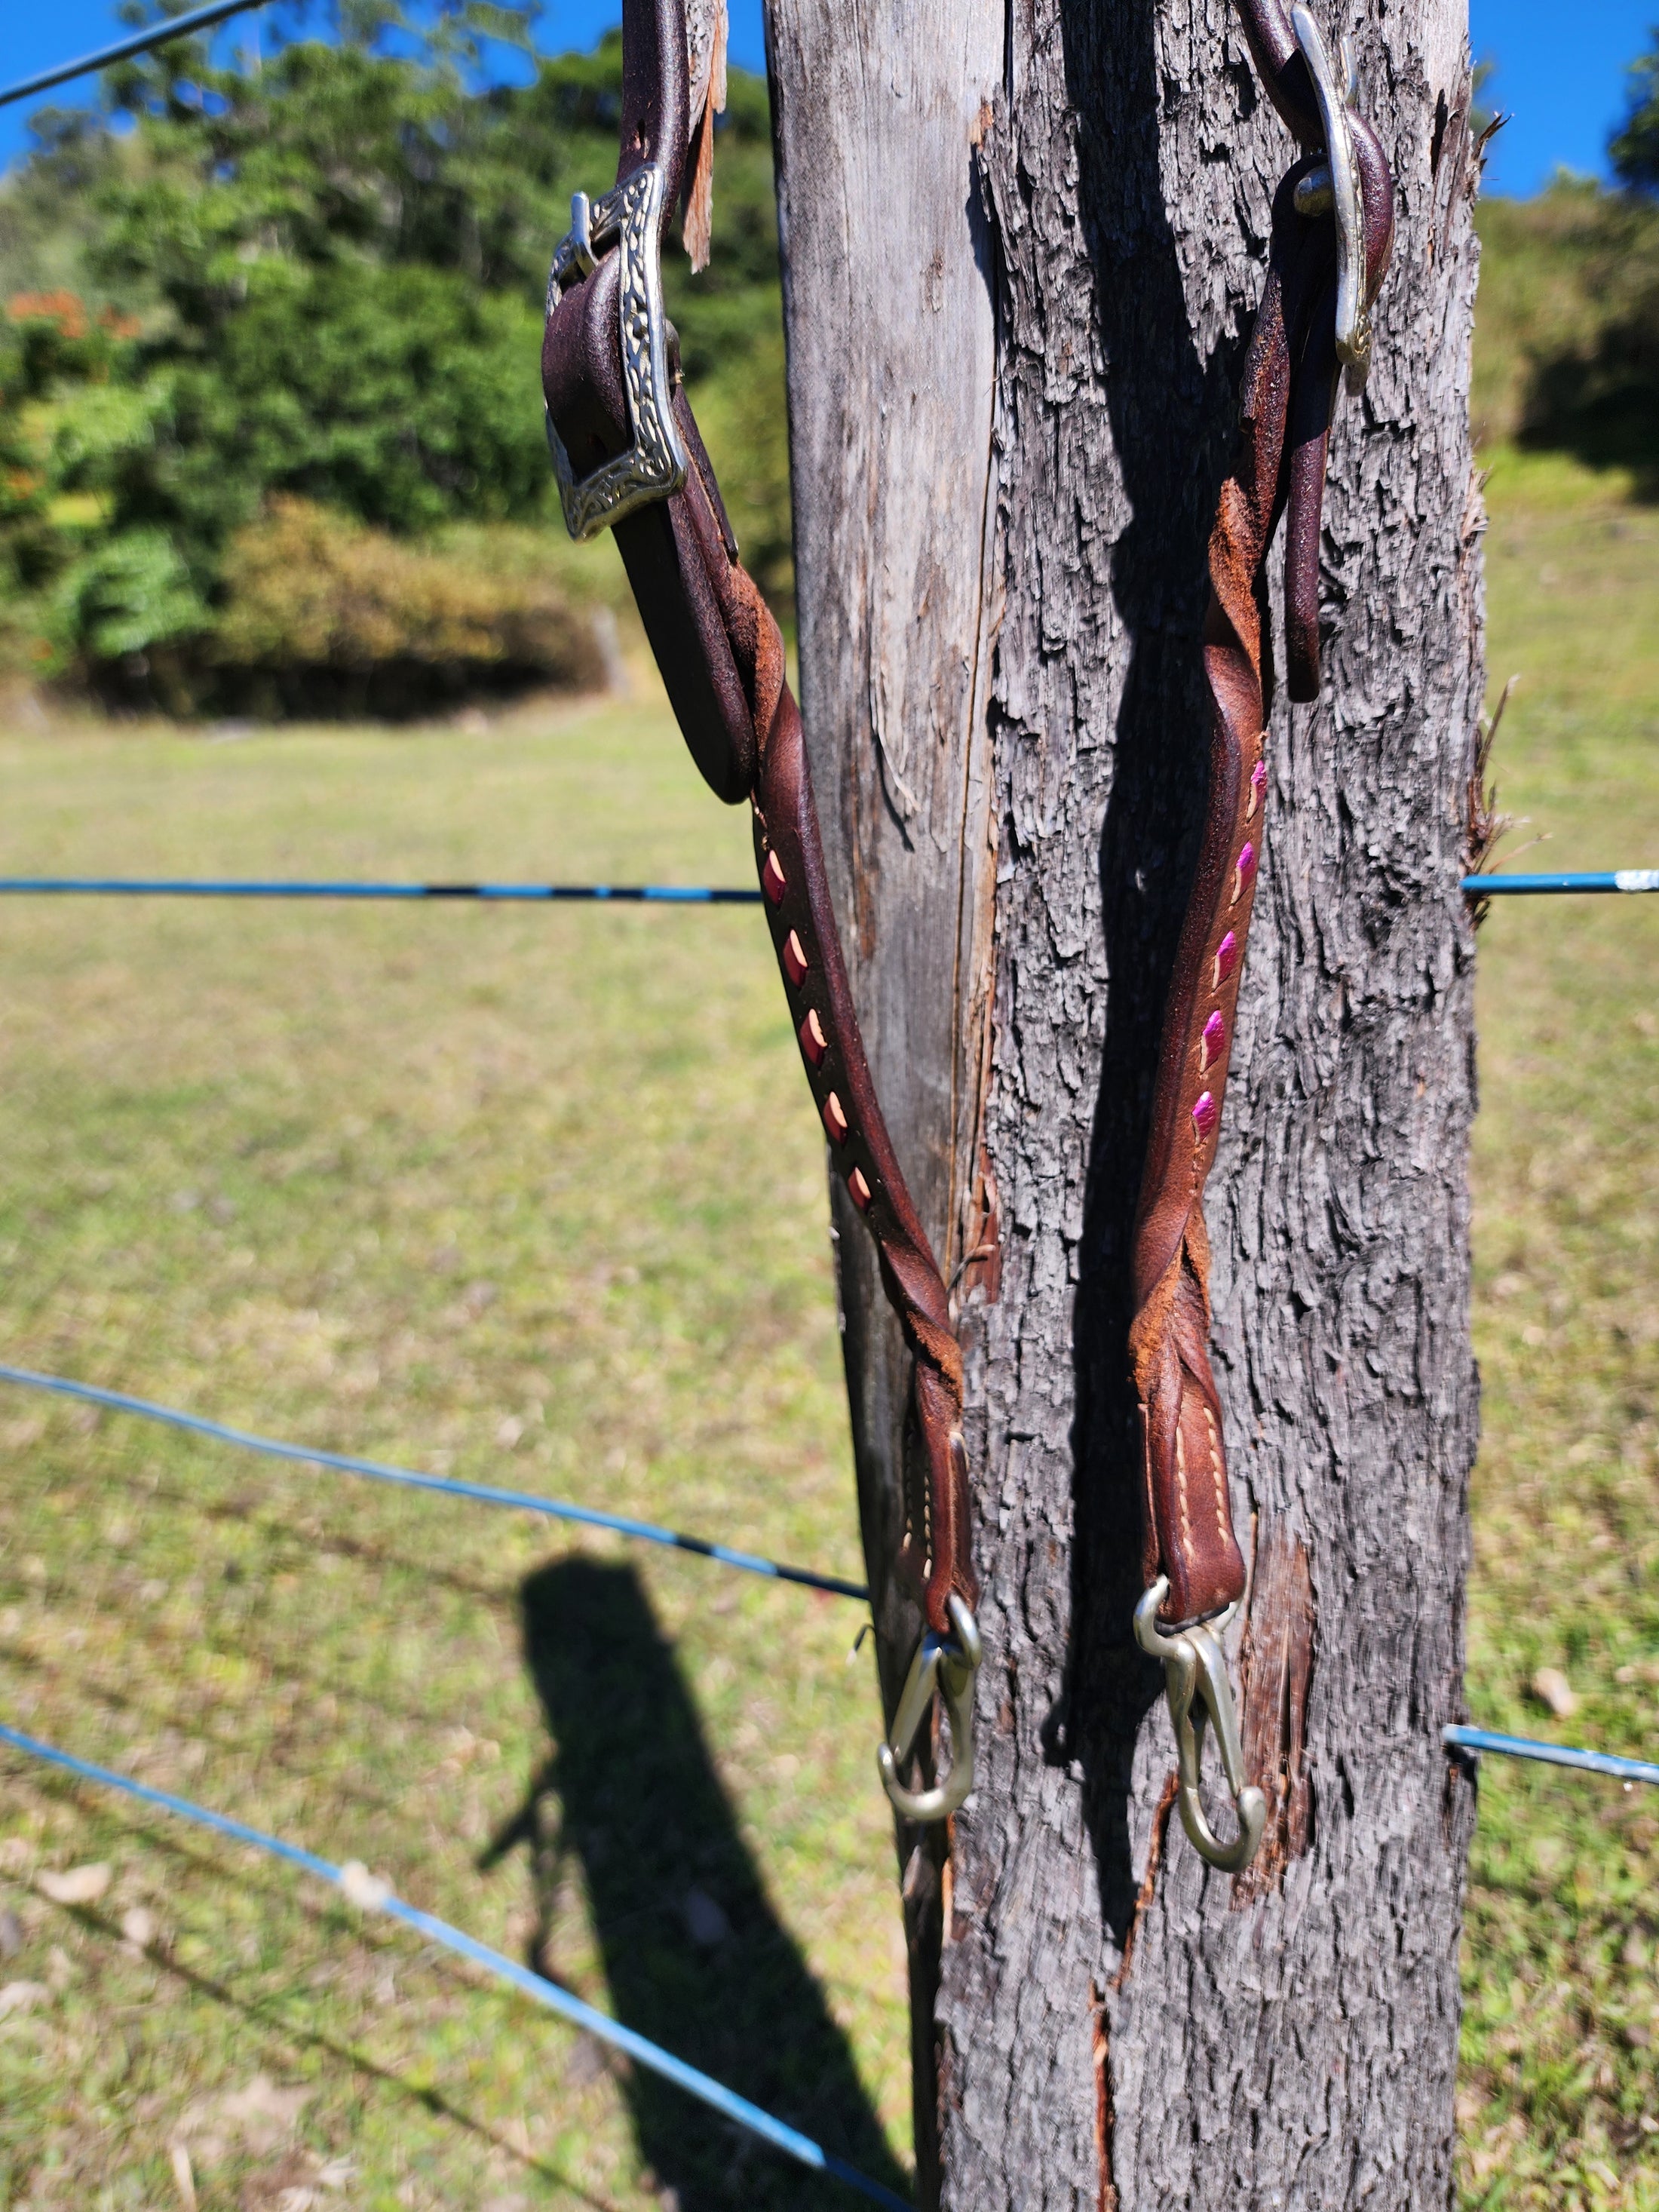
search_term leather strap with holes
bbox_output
[1129,0,1394,1631]
[539,0,974,1637]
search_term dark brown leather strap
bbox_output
[1130,2,1394,1632]
[540,0,974,1639]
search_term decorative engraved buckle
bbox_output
[544,164,689,541]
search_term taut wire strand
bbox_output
[0,873,1651,900]
[0,1721,912,2210]
[0,0,272,112]
[0,1364,867,1602]
[0,878,765,903]
[1461,871,1659,895]
[1444,1725,1659,1787]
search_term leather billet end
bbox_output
[1134,1242,1248,1628]
[1152,1379,1249,1629]
[1282,345,1335,701]
[541,225,758,802]
[1226,0,1322,150]
[1351,112,1395,305]
[618,0,690,189]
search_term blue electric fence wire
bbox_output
[0,1364,868,1603]
[0,1722,912,2210]
[0,0,271,111]
[1443,1726,1659,1787]
[0,879,765,904]
[0,873,1654,900]
[1462,870,1659,895]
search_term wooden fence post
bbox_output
[764,2,1483,2201]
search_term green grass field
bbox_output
[1457,450,1659,2210]
[0,695,907,2211]
[0,449,1655,2211]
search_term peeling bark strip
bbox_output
[768,2,1482,2207]
[1233,1522,1316,1904]
[1090,1979,1118,2212]
[1112,1772,1180,1994]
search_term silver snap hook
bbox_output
[1135,1578,1266,1873]
[877,1594,981,1824]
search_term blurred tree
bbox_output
[1472,180,1659,486]
[1611,28,1659,192]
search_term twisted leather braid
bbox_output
[727,552,974,1636]
[1130,2,1394,1630]
[540,0,974,1639]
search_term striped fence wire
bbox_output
[1443,1725,1659,1788]
[0,1722,912,2212]
[1462,870,1659,895]
[0,1364,867,1603]
[0,879,765,903]
[0,873,1651,901]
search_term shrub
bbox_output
[0,14,792,698]
[91,498,604,717]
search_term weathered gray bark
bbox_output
[765,2,1485,2205]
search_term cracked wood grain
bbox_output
[1232,1521,1316,1906]
[762,4,1005,2191]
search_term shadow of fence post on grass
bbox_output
[489,1557,908,2211]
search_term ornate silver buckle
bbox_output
[1135,1578,1266,1873]
[544,164,689,541]
[1289,4,1372,391]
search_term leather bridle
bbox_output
[539,0,977,1825]
[539,0,1394,1861]
[1129,1,1394,1870]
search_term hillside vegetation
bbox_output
[0,4,788,713]
[0,8,1654,716]
[1474,183,1659,488]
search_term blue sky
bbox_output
[0,2,1651,199]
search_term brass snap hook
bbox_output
[877,1594,981,1824]
[1134,1578,1266,1873]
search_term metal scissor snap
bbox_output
[1134,1578,1266,1873]
[877,1594,981,1824]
